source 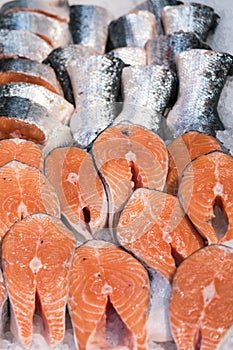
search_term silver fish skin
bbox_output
[68,54,124,149]
[0,57,63,95]
[0,11,72,48]
[108,47,147,66]
[133,0,182,34]
[113,65,176,138]
[108,10,156,49]
[69,5,113,54]
[162,3,219,41]
[0,0,69,22]
[0,271,7,337]
[0,82,74,124]
[42,124,74,157]
[44,44,97,105]
[167,49,233,138]
[0,96,61,145]
[146,32,209,71]
[0,29,52,62]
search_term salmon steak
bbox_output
[0,29,53,62]
[68,240,150,350]
[0,138,44,171]
[92,123,168,228]
[0,57,63,96]
[45,146,108,242]
[0,11,71,48]
[0,160,60,241]
[0,269,7,336]
[0,96,62,145]
[0,0,70,23]
[166,131,222,195]
[179,150,233,244]
[169,244,233,350]
[117,188,204,282]
[0,82,74,125]
[1,213,76,347]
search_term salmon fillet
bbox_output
[0,160,60,241]
[179,151,233,244]
[2,213,76,347]
[170,244,233,350]
[68,240,150,350]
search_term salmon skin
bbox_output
[68,240,150,350]
[108,47,147,66]
[68,55,124,149]
[69,5,113,55]
[179,150,233,245]
[0,96,61,145]
[0,82,74,124]
[133,0,182,34]
[0,0,70,23]
[0,138,44,171]
[0,270,7,336]
[167,50,233,138]
[2,213,76,348]
[45,146,108,243]
[108,10,156,50]
[0,29,52,62]
[166,131,222,195]
[92,123,168,232]
[0,57,63,95]
[0,11,72,48]
[146,32,209,71]
[0,160,60,241]
[44,44,97,105]
[162,3,219,41]
[170,244,233,350]
[113,65,176,139]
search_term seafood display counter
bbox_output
[0,1,232,350]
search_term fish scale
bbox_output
[113,65,176,139]
[68,54,124,149]
[167,49,233,138]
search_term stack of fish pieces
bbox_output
[0,1,77,348]
[0,0,74,155]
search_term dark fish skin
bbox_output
[0,29,52,62]
[0,96,60,145]
[69,5,113,55]
[167,50,233,138]
[113,65,176,139]
[108,10,156,50]
[0,82,74,124]
[0,0,69,23]
[43,45,97,105]
[68,54,124,149]
[146,32,209,71]
[134,0,183,34]
[0,11,71,48]
[0,57,63,95]
[162,3,220,41]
